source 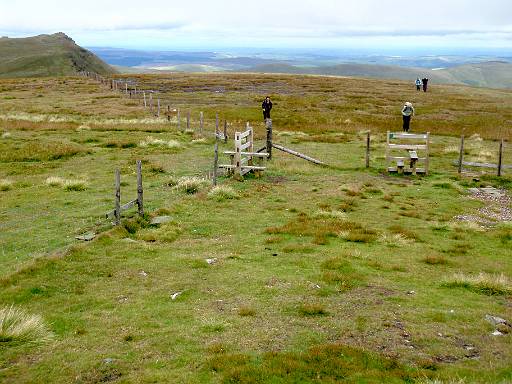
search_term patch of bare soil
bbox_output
[454,187,512,226]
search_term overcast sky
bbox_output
[1,0,511,51]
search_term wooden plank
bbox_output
[266,119,273,160]
[272,143,325,165]
[388,144,427,150]
[240,141,252,151]
[389,132,428,140]
[387,156,427,161]
[425,132,430,175]
[223,151,269,157]
[121,199,137,211]
[239,130,251,139]
[388,167,426,173]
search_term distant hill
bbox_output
[243,62,512,89]
[0,33,116,78]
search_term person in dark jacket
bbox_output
[422,77,429,92]
[401,102,415,132]
[262,96,272,120]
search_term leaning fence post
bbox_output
[266,119,273,160]
[213,141,219,186]
[224,120,228,143]
[137,160,144,216]
[458,135,465,174]
[114,169,121,226]
[498,139,504,177]
[365,131,371,168]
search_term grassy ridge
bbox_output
[0,33,115,78]
[0,75,511,383]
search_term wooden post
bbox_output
[167,105,171,122]
[458,135,465,174]
[137,160,144,216]
[266,119,273,160]
[157,98,160,117]
[224,120,228,143]
[365,131,370,168]
[125,82,128,94]
[200,111,204,134]
[149,93,153,112]
[425,132,430,175]
[498,139,504,177]
[187,111,190,130]
[386,131,390,172]
[143,92,147,108]
[114,169,121,226]
[234,132,242,179]
[213,141,219,186]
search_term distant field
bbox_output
[0,75,511,383]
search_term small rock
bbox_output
[171,291,182,300]
[206,258,218,265]
[485,314,508,326]
[121,238,138,243]
[75,232,96,241]
[117,295,128,303]
[492,330,504,336]
[407,290,416,295]
[150,216,172,225]
[139,270,148,277]
[103,358,114,364]
[449,310,455,313]
[272,253,278,257]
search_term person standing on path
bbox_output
[262,96,272,120]
[415,78,422,91]
[422,77,429,92]
[401,102,415,132]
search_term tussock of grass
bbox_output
[0,179,13,191]
[102,140,137,148]
[209,344,420,382]
[64,179,87,191]
[0,141,86,162]
[388,224,420,240]
[378,233,412,247]
[139,136,181,149]
[0,305,53,344]
[339,198,358,212]
[137,222,182,243]
[238,306,256,317]
[443,272,512,296]
[313,209,346,220]
[45,176,65,187]
[282,244,314,253]
[495,222,512,243]
[423,255,449,265]
[207,185,238,201]
[320,257,364,290]
[298,303,328,316]
[175,176,209,194]
[1,131,11,139]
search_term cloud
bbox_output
[0,0,510,48]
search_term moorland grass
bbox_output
[0,75,511,383]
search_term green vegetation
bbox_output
[0,33,115,78]
[0,74,511,383]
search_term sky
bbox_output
[0,0,511,52]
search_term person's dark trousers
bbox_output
[416,85,421,91]
[263,111,270,120]
[403,115,411,132]
[423,84,427,92]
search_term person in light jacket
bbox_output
[415,78,422,91]
[262,96,272,120]
[401,102,415,132]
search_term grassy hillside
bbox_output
[0,33,116,78]
[0,74,511,383]
[244,62,512,89]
